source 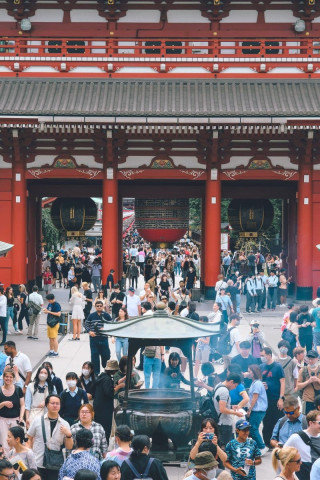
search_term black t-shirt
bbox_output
[110,291,126,317]
[7,296,14,307]
[297,312,313,337]
[48,418,58,436]
[231,354,259,388]
[20,292,27,310]
[106,274,114,290]
[84,289,93,308]
[159,281,170,292]
[0,386,23,418]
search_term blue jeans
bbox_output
[267,287,277,309]
[175,263,181,275]
[7,306,18,331]
[116,337,128,362]
[90,336,110,374]
[0,316,8,344]
[91,276,101,293]
[143,357,161,388]
[235,294,241,313]
[249,411,266,449]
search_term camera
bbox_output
[204,433,214,441]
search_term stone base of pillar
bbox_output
[296,286,313,301]
[205,286,216,300]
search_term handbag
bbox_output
[47,314,59,328]
[41,416,64,470]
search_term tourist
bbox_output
[143,344,164,389]
[246,320,265,360]
[110,284,126,320]
[17,284,29,333]
[114,356,141,398]
[158,273,171,300]
[271,446,301,480]
[123,288,141,317]
[225,419,261,479]
[94,360,119,443]
[0,459,15,480]
[215,289,233,325]
[163,352,190,389]
[21,469,41,480]
[69,286,85,341]
[297,305,314,352]
[231,340,259,389]
[270,395,307,449]
[267,271,278,310]
[7,425,37,471]
[82,282,93,323]
[43,266,54,295]
[296,350,320,414]
[260,347,285,448]
[311,299,320,356]
[25,365,55,429]
[120,435,168,480]
[42,361,63,396]
[311,458,320,480]
[189,418,227,465]
[43,293,61,357]
[27,394,73,480]
[104,424,133,466]
[277,340,298,395]
[185,452,218,480]
[245,274,257,314]
[100,461,121,480]
[85,300,112,374]
[105,269,115,300]
[221,314,241,369]
[5,286,19,334]
[0,287,7,345]
[215,274,227,297]
[114,307,129,362]
[58,429,101,480]
[0,369,25,455]
[94,290,109,313]
[60,372,88,426]
[212,373,243,447]
[77,361,96,401]
[194,316,211,378]
[71,404,108,461]
[128,262,139,290]
[3,341,32,392]
[91,259,102,293]
[247,364,268,453]
[26,286,43,340]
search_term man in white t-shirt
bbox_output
[124,287,141,317]
[139,283,154,302]
[284,409,320,478]
[3,341,32,393]
[284,410,320,479]
[223,314,242,369]
[26,285,44,340]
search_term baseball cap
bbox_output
[236,419,251,430]
[128,287,135,292]
[307,350,318,358]
[250,319,260,326]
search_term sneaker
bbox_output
[260,447,269,456]
[7,330,11,335]
[48,351,55,356]
[69,338,76,341]
[27,336,33,339]
[32,337,38,340]
[51,352,59,357]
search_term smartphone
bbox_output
[204,433,215,441]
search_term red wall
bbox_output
[0,171,13,287]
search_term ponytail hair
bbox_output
[130,435,150,458]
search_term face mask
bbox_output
[82,369,90,377]
[203,469,217,480]
[261,356,268,364]
[309,362,318,370]
[67,380,77,388]
[279,347,288,355]
[38,374,48,382]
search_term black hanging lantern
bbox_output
[228,199,274,233]
[51,198,97,237]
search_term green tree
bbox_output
[42,208,63,251]
[189,198,202,231]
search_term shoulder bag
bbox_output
[41,416,64,470]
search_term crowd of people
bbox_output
[0,240,320,480]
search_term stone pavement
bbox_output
[0,278,309,480]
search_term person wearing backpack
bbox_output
[212,373,243,448]
[296,350,320,414]
[277,340,298,396]
[121,435,168,480]
[218,314,241,369]
[284,409,320,480]
[270,395,307,449]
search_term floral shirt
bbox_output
[225,438,261,480]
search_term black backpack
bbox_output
[217,327,236,355]
[199,385,229,423]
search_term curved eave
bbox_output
[100,312,221,340]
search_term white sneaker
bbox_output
[260,447,269,456]
[7,331,11,335]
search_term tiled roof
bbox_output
[0,78,320,117]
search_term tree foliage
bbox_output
[42,208,63,251]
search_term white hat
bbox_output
[250,319,260,326]
[312,298,320,308]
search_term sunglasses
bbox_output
[289,458,301,464]
[313,421,320,425]
[284,409,297,415]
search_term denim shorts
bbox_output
[313,331,320,347]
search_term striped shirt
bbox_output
[85,311,112,336]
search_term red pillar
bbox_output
[11,133,27,285]
[35,197,43,287]
[27,195,37,284]
[204,168,221,299]
[296,167,313,300]
[201,197,206,283]
[102,167,118,284]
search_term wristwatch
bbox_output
[280,396,285,401]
